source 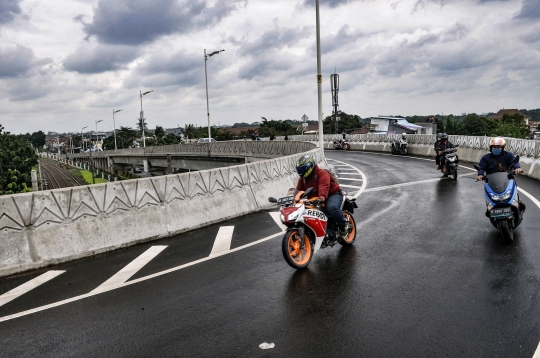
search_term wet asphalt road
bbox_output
[1,150,540,357]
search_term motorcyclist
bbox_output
[476,137,523,180]
[435,133,456,176]
[476,137,525,215]
[434,133,442,169]
[399,133,408,145]
[295,154,350,238]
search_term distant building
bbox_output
[490,109,531,126]
[369,116,428,134]
[165,127,183,136]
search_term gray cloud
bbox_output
[63,44,140,73]
[83,0,244,46]
[302,0,362,8]
[514,0,540,19]
[0,45,37,78]
[238,27,310,57]
[0,0,22,24]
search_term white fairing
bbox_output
[296,206,327,254]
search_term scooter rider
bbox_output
[476,137,523,180]
[436,133,456,176]
[399,133,408,145]
[295,154,350,238]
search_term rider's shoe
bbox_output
[442,174,449,178]
[437,165,441,170]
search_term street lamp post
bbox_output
[95,119,103,149]
[81,126,88,151]
[113,109,123,151]
[315,0,324,149]
[140,90,153,147]
[204,48,225,140]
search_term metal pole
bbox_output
[140,90,146,148]
[316,0,324,149]
[113,109,117,152]
[204,49,211,140]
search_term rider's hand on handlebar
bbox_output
[476,175,484,181]
[515,168,523,175]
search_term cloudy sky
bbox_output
[0,0,539,134]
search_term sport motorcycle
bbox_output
[333,139,350,150]
[268,187,358,269]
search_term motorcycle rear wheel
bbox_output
[282,230,313,269]
[340,211,357,245]
[499,219,514,243]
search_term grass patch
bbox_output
[80,170,108,184]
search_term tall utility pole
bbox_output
[315,0,323,149]
[331,72,340,134]
[204,49,225,140]
[113,109,122,151]
[140,90,153,147]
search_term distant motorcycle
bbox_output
[474,156,525,243]
[333,139,350,150]
[440,145,459,180]
[391,139,408,155]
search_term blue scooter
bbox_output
[474,156,525,243]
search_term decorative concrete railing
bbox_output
[0,142,320,277]
[69,141,316,159]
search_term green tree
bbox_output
[160,133,180,145]
[489,113,529,139]
[463,114,488,136]
[259,117,295,136]
[29,130,46,149]
[154,126,165,141]
[322,112,363,134]
[0,125,38,195]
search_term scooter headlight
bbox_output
[490,192,511,202]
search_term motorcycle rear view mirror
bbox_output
[474,164,480,170]
[268,197,277,203]
[514,155,520,164]
[303,187,313,197]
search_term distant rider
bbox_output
[435,133,456,176]
[295,154,350,238]
[399,133,408,146]
[476,137,522,180]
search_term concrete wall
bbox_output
[0,143,321,277]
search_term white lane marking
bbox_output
[0,270,65,307]
[364,173,475,193]
[518,187,540,209]
[209,226,235,258]
[339,184,362,189]
[0,231,285,323]
[327,159,366,198]
[269,212,288,231]
[338,177,364,182]
[533,341,540,358]
[90,246,167,294]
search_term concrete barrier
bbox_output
[293,133,540,181]
[0,143,322,277]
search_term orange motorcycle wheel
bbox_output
[282,230,313,269]
[340,211,357,245]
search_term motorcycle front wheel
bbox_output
[343,143,350,150]
[498,219,514,243]
[282,230,313,269]
[340,211,357,245]
[400,147,408,155]
[452,167,458,180]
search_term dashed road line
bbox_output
[209,226,235,258]
[269,212,288,231]
[327,159,366,198]
[91,246,168,294]
[0,270,65,308]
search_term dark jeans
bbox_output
[326,191,347,228]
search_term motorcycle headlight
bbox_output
[490,192,511,202]
[280,214,285,223]
[287,210,300,221]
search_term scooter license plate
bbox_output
[490,207,512,218]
